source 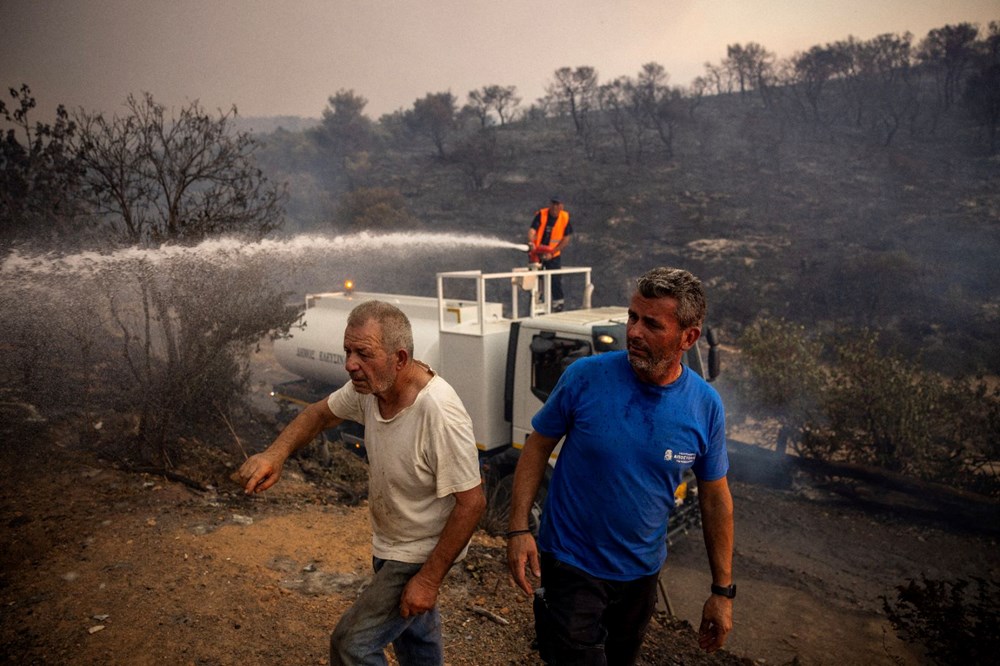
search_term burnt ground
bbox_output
[1,394,997,665]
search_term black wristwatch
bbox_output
[711,583,737,599]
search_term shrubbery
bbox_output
[334,186,416,231]
[734,317,1000,495]
[882,575,1000,664]
[731,318,826,454]
[1,87,297,467]
[0,247,299,468]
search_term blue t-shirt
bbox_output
[532,351,728,580]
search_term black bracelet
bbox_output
[505,529,533,538]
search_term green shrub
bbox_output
[806,330,1000,490]
[811,330,944,473]
[734,317,827,454]
[334,186,416,231]
[736,322,1000,494]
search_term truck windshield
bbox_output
[530,333,592,402]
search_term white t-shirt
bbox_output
[327,371,481,563]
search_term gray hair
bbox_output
[635,267,706,329]
[347,300,414,356]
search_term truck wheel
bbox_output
[481,473,547,538]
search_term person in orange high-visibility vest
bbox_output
[527,196,574,311]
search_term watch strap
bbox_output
[711,583,736,598]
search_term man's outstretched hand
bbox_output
[231,452,284,495]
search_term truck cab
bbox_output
[507,308,712,448]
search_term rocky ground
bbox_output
[1,392,997,665]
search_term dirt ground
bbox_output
[2,375,998,665]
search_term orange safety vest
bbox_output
[533,209,570,257]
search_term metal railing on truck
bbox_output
[435,266,595,334]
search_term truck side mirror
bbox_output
[708,346,720,381]
[530,333,556,354]
[704,326,720,381]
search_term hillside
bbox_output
[256,89,1000,376]
[2,67,998,664]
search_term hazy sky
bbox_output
[3,0,997,122]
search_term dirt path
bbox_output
[0,433,733,666]
[2,412,996,665]
[661,441,999,665]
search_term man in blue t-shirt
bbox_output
[507,267,734,665]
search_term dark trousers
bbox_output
[534,553,659,666]
[541,255,564,303]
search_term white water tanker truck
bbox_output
[270,264,719,537]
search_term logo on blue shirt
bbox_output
[664,449,696,464]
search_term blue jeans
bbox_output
[330,557,443,666]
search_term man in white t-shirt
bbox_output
[234,300,485,665]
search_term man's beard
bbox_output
[627,343,670,376]
[351,367,396,395]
